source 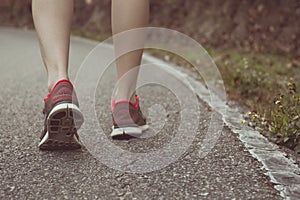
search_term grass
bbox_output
[73,31,300,152]
[211,48,299,152]
[210,48,299,111]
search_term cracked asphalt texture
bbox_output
[0,28,281,199]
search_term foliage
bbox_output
[244,81,300,152]
[269,81,300,151]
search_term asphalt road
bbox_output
[0,28,281,199]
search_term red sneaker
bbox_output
[39,80,84,150]
[111,95,149,138]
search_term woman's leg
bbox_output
[112,0,149,102]
[33,0,84,150]
[32,0,73,91]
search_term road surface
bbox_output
[0,28,291,199]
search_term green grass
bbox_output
[211,48,299,151]
[210,48,299,106]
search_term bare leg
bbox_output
[112,0,149,102]
[32,0,73,92]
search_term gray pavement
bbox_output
[0,28,283,199]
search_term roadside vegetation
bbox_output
[212,48,299,152]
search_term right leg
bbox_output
[32,0,73,91]
[111,0,149,138]
[33,0,84,150]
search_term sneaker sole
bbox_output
[111,124,149,138]
[39,103,84,150]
